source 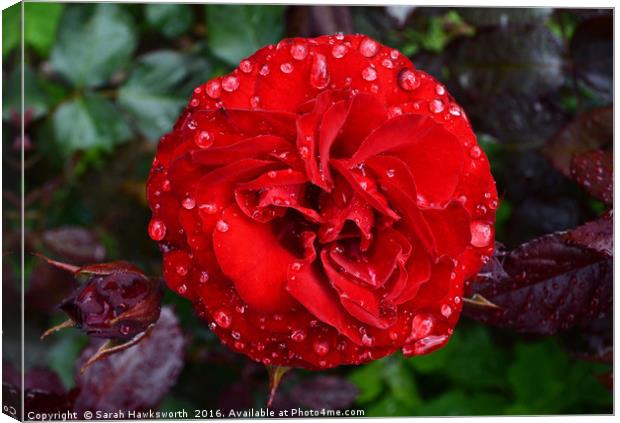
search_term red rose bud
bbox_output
[40,257,162,341]
[146,34,498,369]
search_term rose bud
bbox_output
[146,34,498,370]
[39,256,163,371]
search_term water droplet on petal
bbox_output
[470,146,482,159]
[148,219,166,241]
[441,304,452,319]
[259,64,270,76]
[470,221,492,247]
[387,106,402,118]
[310,53,330,90]
[182,197,196,210]
[250,95,260,108]
[186,119,198,130]
[449,104,462,116]
[189,98,199,107]
[313,339,330,356]
[386,168,395,178]
[390,49,399,60]
[299,146,310,159]
[290,261,302,271]
[361,334,374,346]
[199,271,210,283]
[335,32,344,41]
[362,66,377,81]
[435,84,446,95]
[429,99,445,113]
[178,284,188,295]
[194,130,213,149]
[205,80,221,99]
[214,309,232,328]
[162,179,171,192]
[331,44,348,58]
[239,59,253,73]
[410,314,435,341]
[176,264,188,276]
[291,329,306,342]
[397,69,420,91]
[199,202,218,214]
[290,43,308,60]
[222,75,239,92]
[280,62,294,74]
[359,37,379,57]
[216,220,229,233]
[381,58,394,68]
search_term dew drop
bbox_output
[259,64,270,76]
[239,59,253,73]
[381,58,394,68]
[361,334,374,346]
[176,264,188,276]
[310,53,330,90]
[250,95,260,108]
[222,75,239,92]
[290,43,308,60]
[162,179,171,192]
[362,66,378,81]
[429,99,445,113]
[199,271,209,284]
[199,202,218,214]
[449,104,462,116]
[290,261,302,271]
[205,80,221,99]
[182,196,196,210]
[291,329,306,342]
[331,44,348,58]
[435,84,446,95]
[186,119,198,130]
[313,339,330,356]
[299,146,310,159]
[177,284,188,295]
[469,146,482,159]
[214,309,232,328]
[441,304,452,319]
[390,49,399,60]
[148,219,166,241]
[387,106,402,118]
[397,69,420,91]
[410,314,435,341]
[359,37,379,57]
[189,98,199,108]
[470,221,492,247]
[216,220,230,233]
[280,62,294,74]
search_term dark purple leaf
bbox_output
[464,231,612,335]
[570,15,612,100]
[564,211,612,257]
[42,227,106,264]
[73,307,185,413]
[570,150,612,205]
[289,376,359,410]
[544,106,612,177]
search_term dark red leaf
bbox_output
[288,376,359,410]
[564,211,612,257]
[42,227,106,264]
[570,150,612,205]
[543,107,612,177]
[73,307,185,413]
[464,231,612,335]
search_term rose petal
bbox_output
[212,205,298,313]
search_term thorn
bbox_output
[32,252,80,274]
[266,365,291,408]
[40,319,75,340]
[463,293,502,310]
[80,324,155,374]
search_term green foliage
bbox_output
[3,65,50,120]
[350,323,611,416]
[24,2,64,57]
[51,4,137,88]
[53,94,132,156]
[118,50,209,141]
[146,4,194,39]
[205,5,285,65]
[2,3,20,57]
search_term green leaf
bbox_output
[52,93,132,156]
[348,360,384,404]
[2,2,20,57]
[146,4,194,39]
[51,4,137,88]
[118,50,207,141]
[3,65,50,121]
[382,357,421,408]
[205,5,285,66]
[24,2,64,57]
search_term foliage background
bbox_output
[2,2,613,416]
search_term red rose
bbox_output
[147,34,497,369]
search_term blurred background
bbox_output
[2,2,613,416]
